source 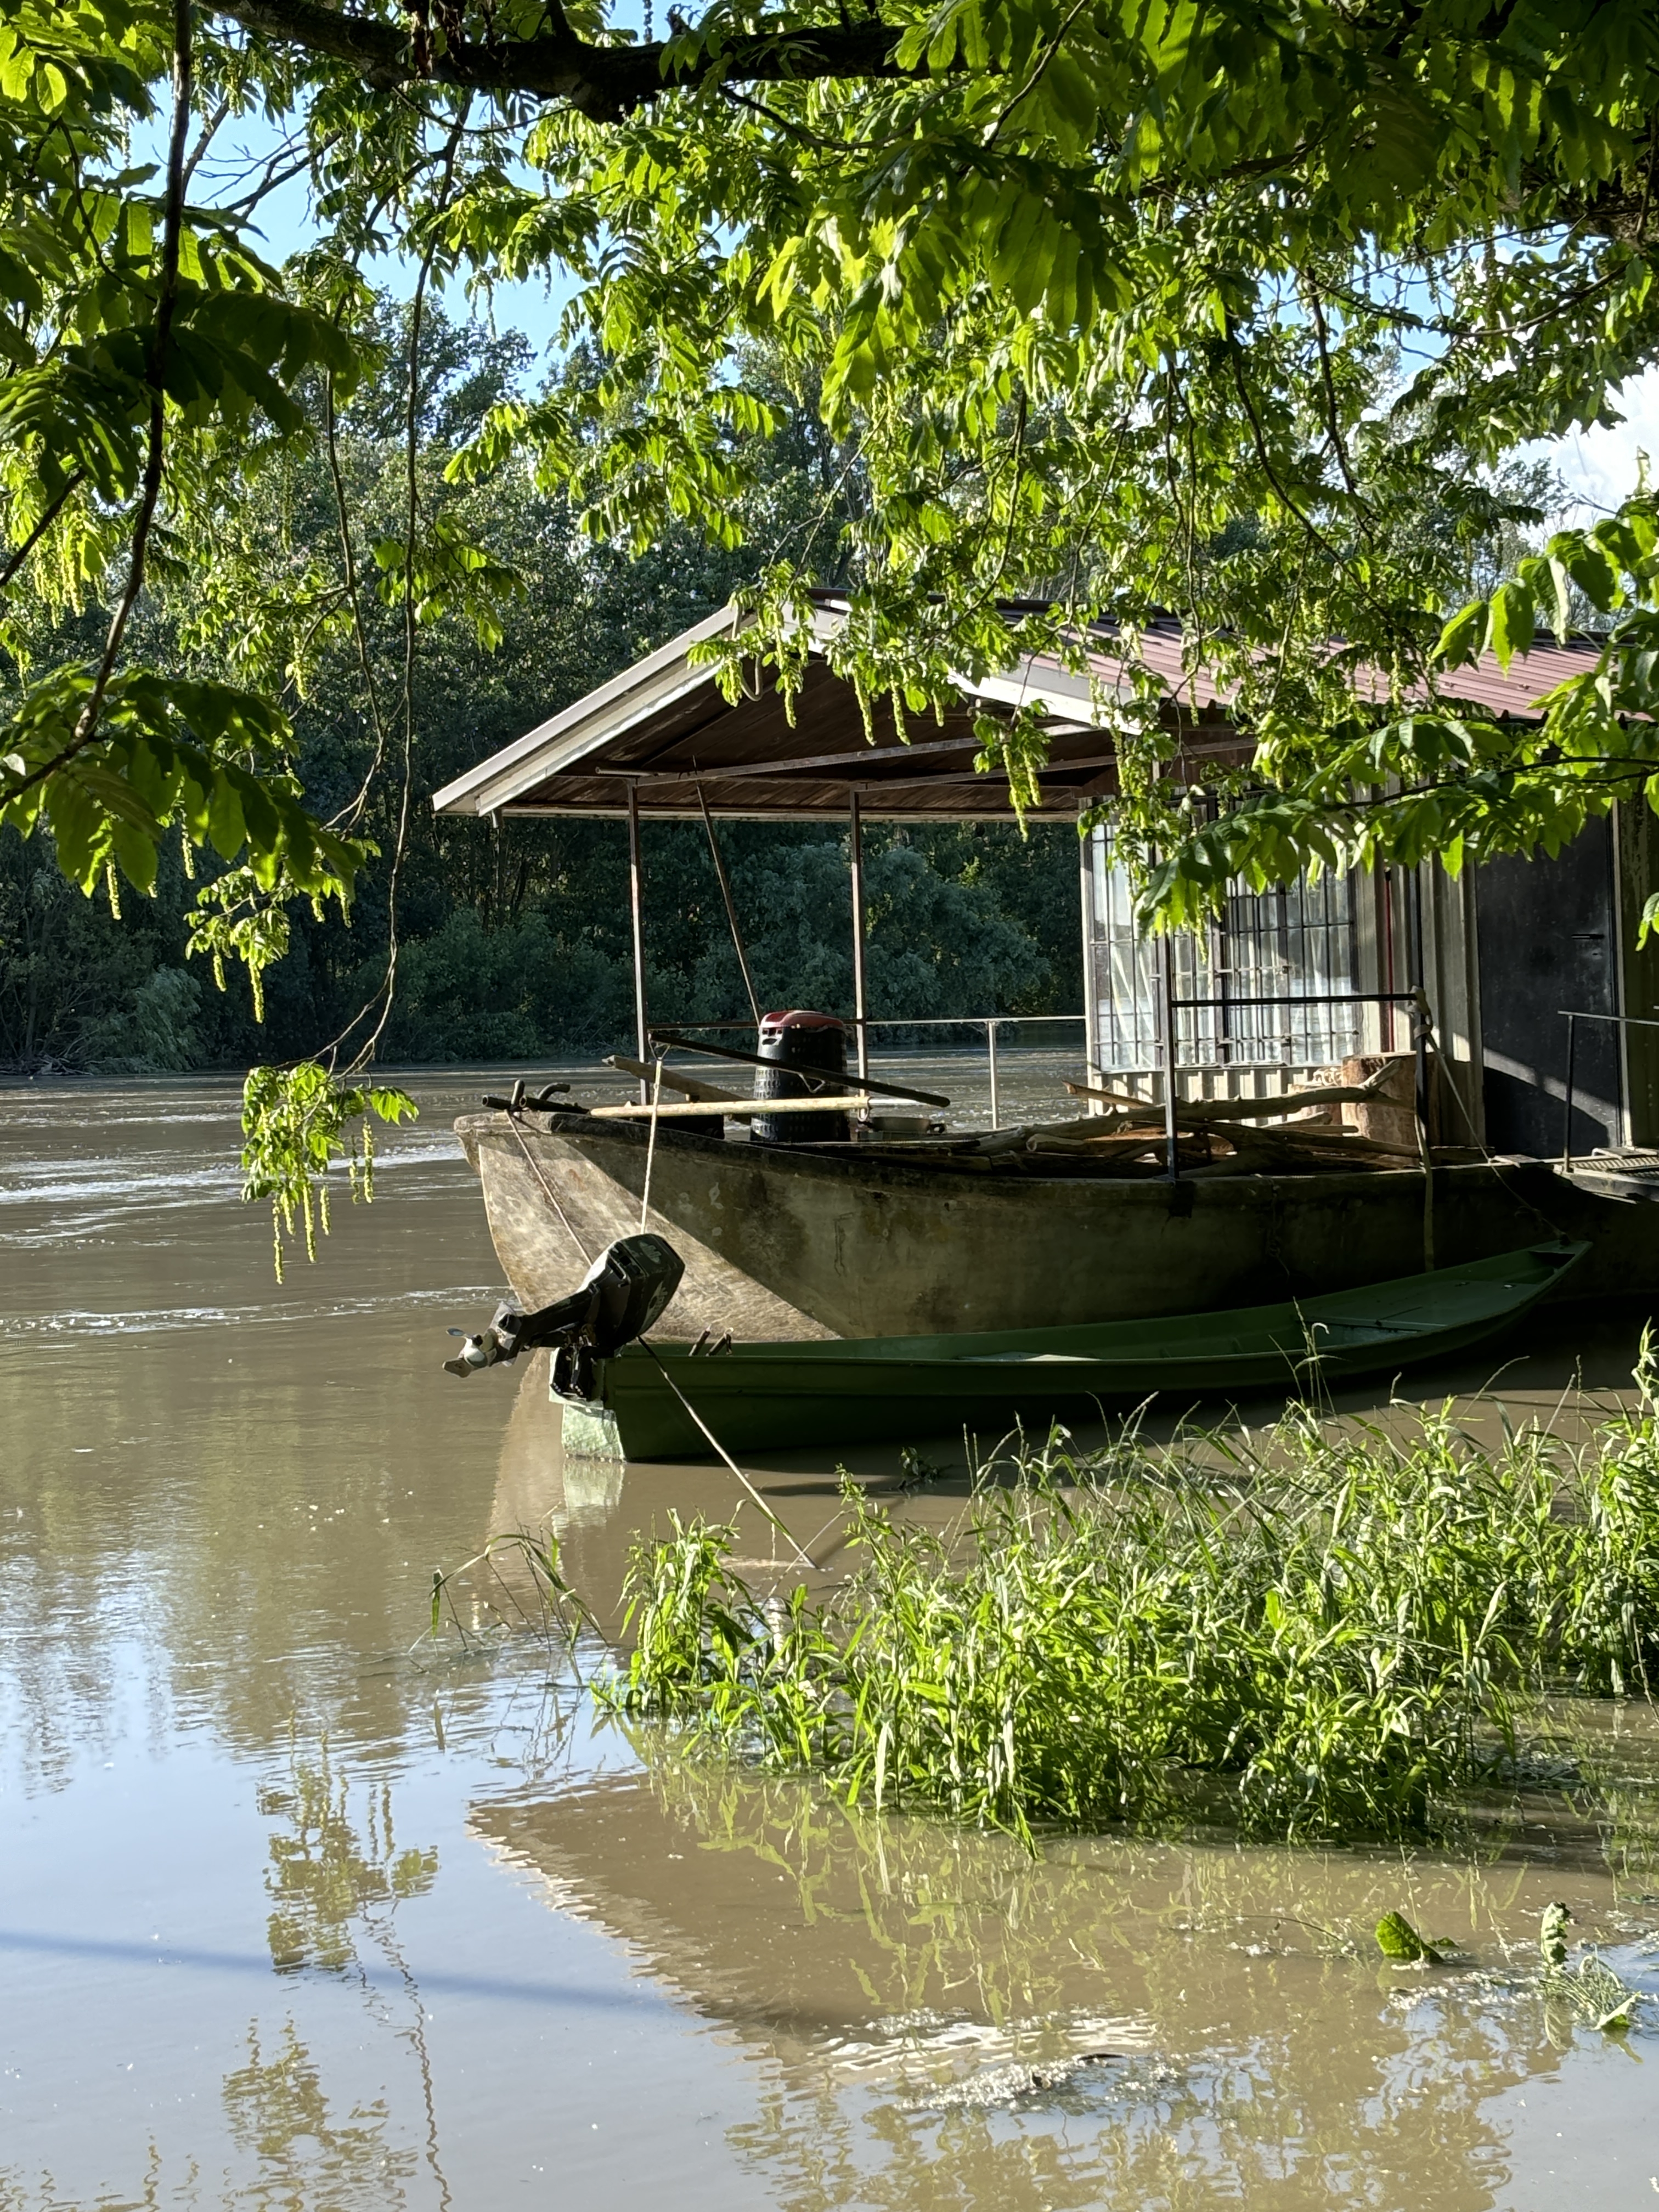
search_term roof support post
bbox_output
[849,791,870,1082]
[1160,925,1180,1182]
[627,777,649,1105]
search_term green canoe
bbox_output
[576,1240,1587,1462]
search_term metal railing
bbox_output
[654,995,1432,1148]
[1559,1008,1659,1165]
[1162,986,1432,1183]
[856,1013,1087,1130]
[650,1013,1088,1130]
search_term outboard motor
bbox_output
[443,1233,684,1400]
[753,1008,849,1143]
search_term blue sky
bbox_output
[159,102,574,358]
[1542,377,1659,518]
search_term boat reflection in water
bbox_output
[489,1349,624,1555]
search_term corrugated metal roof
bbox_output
[1070,616,1605,719]
[431,602,1606,826]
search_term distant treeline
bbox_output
[0,307,1080,1076]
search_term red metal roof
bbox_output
[1065,616,1604,720]
[432,604,1607,827]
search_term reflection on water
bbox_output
[2,1075,1658,2211]
[261,1739,439,1976]
[475,1754,1659,2209]
[223,2019,421,2210]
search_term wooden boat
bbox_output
[455,1104,1650,1342]
[574,1242,1587,1460]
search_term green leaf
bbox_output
[1374,1912,1447,1965]
[1436,600,1486,669]
[1487,582,1535,673]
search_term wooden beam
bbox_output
[648,1028,950,1107]
[588,1093,873,1121]
[575,755,1125,791]
[584,732,991,782]
[605,1056,744,1103]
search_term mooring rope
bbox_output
[640,1342,816,1571]
[639,1050,665,1233]
[493,1090,810,1568]
[502,1106,592,1267]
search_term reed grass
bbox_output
[600,1355,1659,1846]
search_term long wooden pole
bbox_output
[849,791,870,1082]
[627,778,648,1105]
[646,1028,948,1106]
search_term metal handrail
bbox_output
[660,1014,1087,1029]
[657,995,1433,1147]
[1168,991,1427,1009]
[654,1012,1088,1130]
[1162,986,1432,1183]
[1559,1007,1659,1166]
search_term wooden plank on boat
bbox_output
[648,1029,951,1108]
[1065,1063,1406,1124]
[588,1093,874,1121]
[605,1056,745,1103]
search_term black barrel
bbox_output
[752,1009,849,1143]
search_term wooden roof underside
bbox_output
[432,602,1605,827]
[455,656,1244,823]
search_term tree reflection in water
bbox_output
[477,1749,1659,2212]
[259,1736,438,1976]
[223,2019,417,2211]
[255,1733,452,2211]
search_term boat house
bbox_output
[433,598,1659,1165]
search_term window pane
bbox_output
[1087,832,1358,1073]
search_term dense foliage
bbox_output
[0,304,1080,1071]
[177,0,1659,896]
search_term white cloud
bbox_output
[1541,366,1659,520]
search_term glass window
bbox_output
[1086,830,1359,1074]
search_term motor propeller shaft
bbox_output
[442,1233,685,1383]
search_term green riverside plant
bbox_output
[599,1365,1659,1847]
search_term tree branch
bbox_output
[5,0,194,813]
[0,471,85,594]
[207,0,917,120]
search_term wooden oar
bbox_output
[605,1054,744,1103]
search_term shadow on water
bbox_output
[446,1311,1659,2212]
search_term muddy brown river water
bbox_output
[2,1069,1657,2210]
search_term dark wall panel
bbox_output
[1617,803,1659,1147]
[1475,823,1621,1157]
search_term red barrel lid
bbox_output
[759,1008,846,1032]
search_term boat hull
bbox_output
[455,1110,837,1340]
[592,1243,1585,1459]
[456,1110,1653,1341]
